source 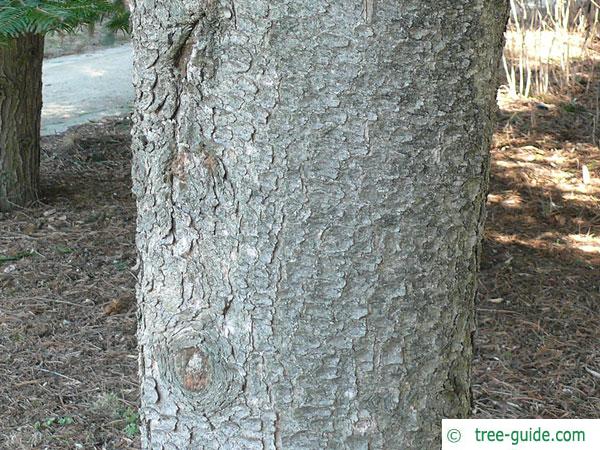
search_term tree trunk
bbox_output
[0,33,44,211]
[131,1,508,448]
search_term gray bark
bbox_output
[0,33,44,211]
[131,1,508,449]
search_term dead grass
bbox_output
[503,0,600,97]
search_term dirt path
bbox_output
[41,45,134,136]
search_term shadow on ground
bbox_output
[0,85,599,448]
[474,85,600,418]
[0,118,139,449]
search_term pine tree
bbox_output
[0,1,129,211]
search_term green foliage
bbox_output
[122,407,139,438]
[0,1,129,41]
[55,244,74,254]
[0,250,34,265]
[112,259,128,271]
[105,0,128,33]
[34,415,75,430]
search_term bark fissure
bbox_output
[174,20,200,78]
[362,0,375,23]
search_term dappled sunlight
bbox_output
[492,150,600,196]
[477,79,600,417]
[486,134,600,262]
[488,192,524,209]
[485,229,600,258]
[477,85,600,417]
[562,189,600,207]
[567,234,600,254]
[557,180,600,196]
[496,87,549,112]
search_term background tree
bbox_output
[131,0,509,448]
[0,0,129,211]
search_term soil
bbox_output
[0,88,599,448]
[474,83,600,418]
[0,118,139,449]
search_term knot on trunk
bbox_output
[155,328,242,414]
[176,347,211,392]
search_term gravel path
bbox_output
[41,44,134,135]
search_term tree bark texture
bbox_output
[131,1,508,448]
[0,33,44,211]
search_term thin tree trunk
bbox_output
[0,33,44,211]
[131,1,508,448]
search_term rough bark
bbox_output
[131,1,508,449]
[0,33,44,211]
